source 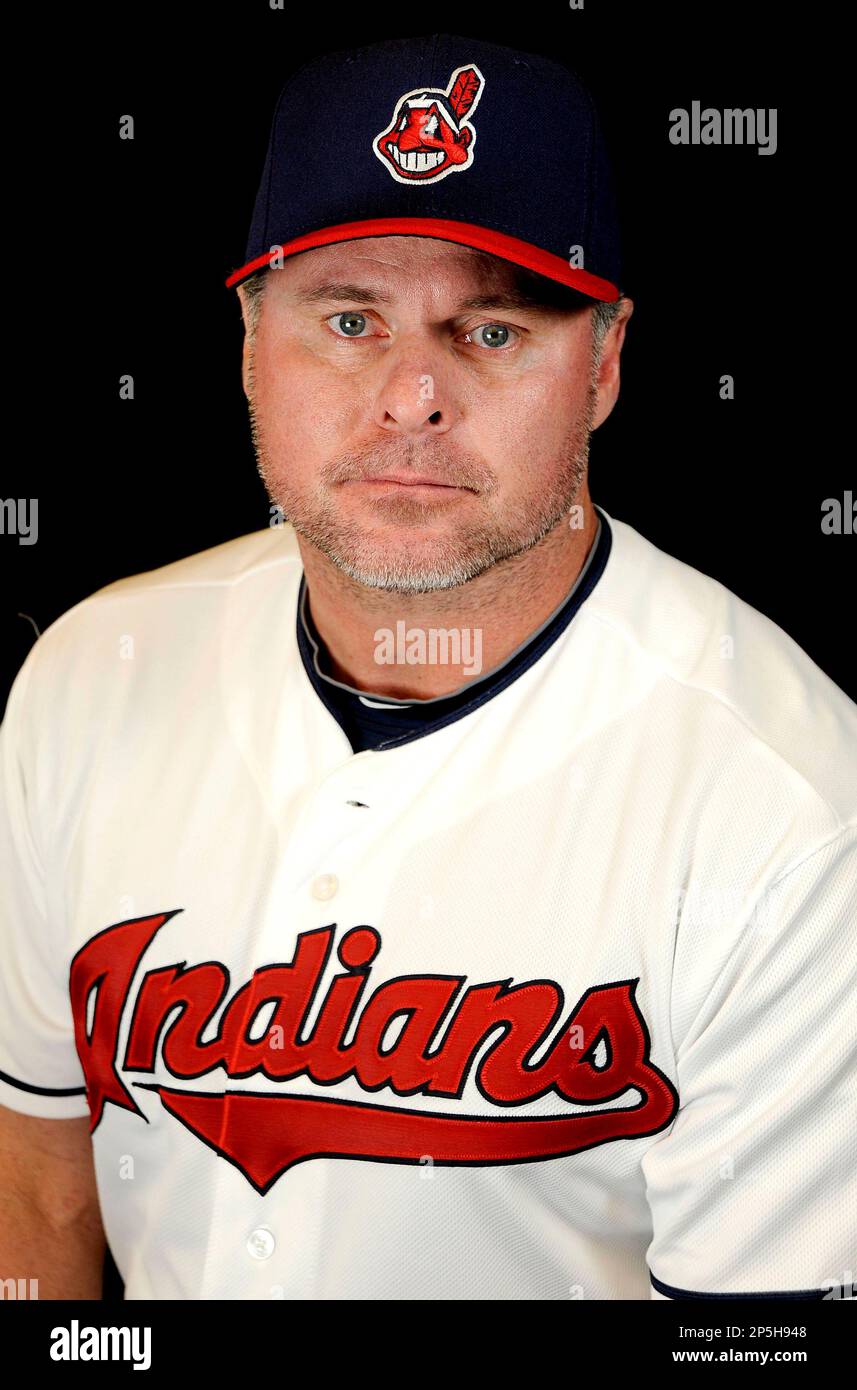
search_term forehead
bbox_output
[274,237,527,299]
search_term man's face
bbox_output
[242,237,610,593]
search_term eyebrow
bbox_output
[293,282,394,306]
[455,292,559,314]
[291,282,560,315]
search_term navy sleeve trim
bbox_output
[650,1271,854,1301]
[0,1068,87,1098]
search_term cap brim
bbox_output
[225,217,620,302]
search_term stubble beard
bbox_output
[247,361,597,595]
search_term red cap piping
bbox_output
[225,217,620,301]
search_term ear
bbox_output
[236,288,252,399]
[241,332,252,399]
[236,284,253,332]
[591,297,634,431]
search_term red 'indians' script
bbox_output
[69,911,679,1193]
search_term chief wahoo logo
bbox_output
[373,64,485,184]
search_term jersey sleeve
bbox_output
[0,650,91,1119]
[644,826,857,1301]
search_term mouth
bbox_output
[365,474,460,487]
[343,476,475,502]
[388,146,445,173]
[350,474,473,490]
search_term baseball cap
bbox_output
[225,34,623,303]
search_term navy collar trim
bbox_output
[296,507,613,752]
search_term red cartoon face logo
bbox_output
[374,64,485,184]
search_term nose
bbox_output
[371,340,459,438]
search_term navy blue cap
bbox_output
[226,34,622,302]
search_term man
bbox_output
[1,35,854,1301]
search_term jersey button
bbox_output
[246,1228,276,1261]
[311,873,339,901]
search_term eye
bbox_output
[423,113,439,137]
[327,311,372,338]
[465,323,517,350]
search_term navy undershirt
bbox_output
[296,506,612,753]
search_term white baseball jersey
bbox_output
[1,507,855,1301]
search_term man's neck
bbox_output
[297,501,599,701]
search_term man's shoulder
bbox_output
[89,522,302,604]
[39,523,299,633]
[6,525,304,712]
[592,510,857,826]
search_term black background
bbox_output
[1,0,850,1303]
[3,0,853,706]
